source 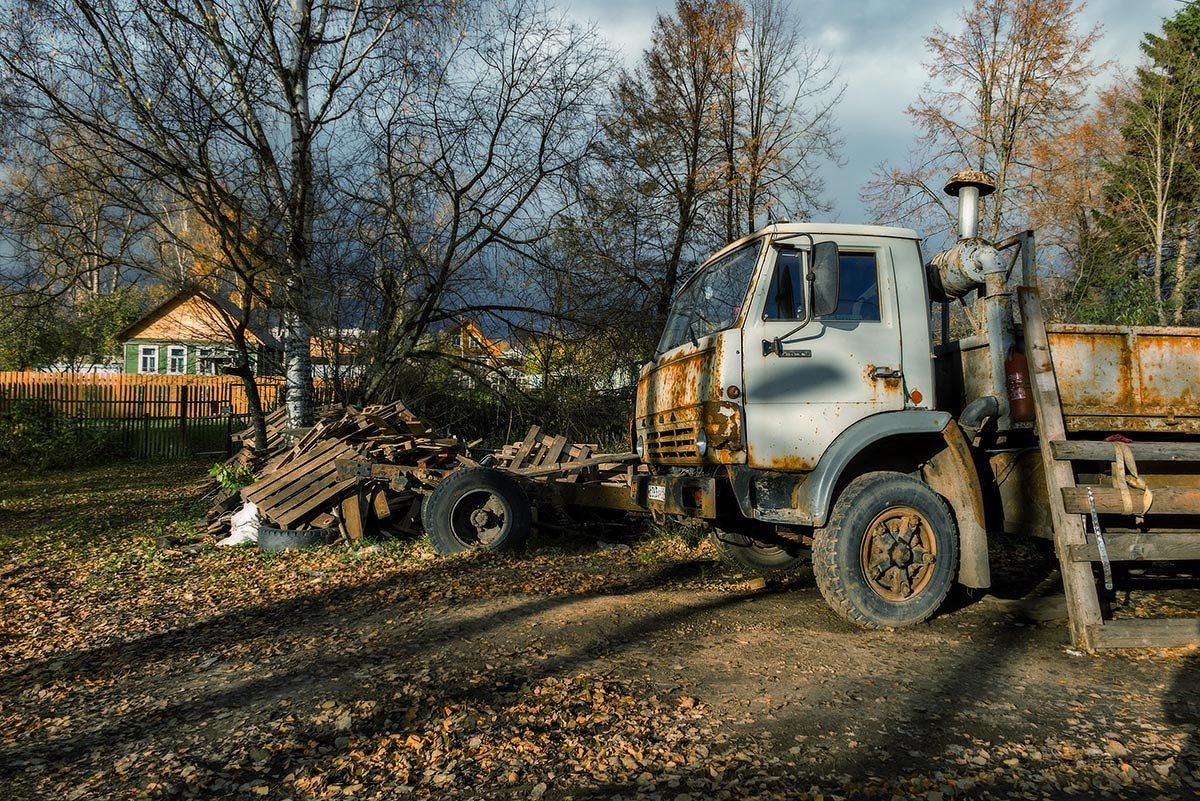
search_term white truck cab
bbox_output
[634,215,991,630]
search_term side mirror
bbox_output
[810,241,841,318]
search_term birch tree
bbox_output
[0,0,440,435]
[863,0,1101,240]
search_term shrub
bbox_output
[0,399,117,470]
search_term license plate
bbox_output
[647,483,666,503]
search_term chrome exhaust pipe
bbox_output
[944,170,995,240]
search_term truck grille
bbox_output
[646,424,700,460]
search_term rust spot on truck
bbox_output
[701,400,742,449]
[635,346,720,420]
[745,447,818,473]
[864,363,904,404]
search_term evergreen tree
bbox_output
[1097,4,1200,325]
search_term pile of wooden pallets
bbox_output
[492,425,638,485]
[207,401,461,542]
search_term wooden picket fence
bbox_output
[0,372,329,458]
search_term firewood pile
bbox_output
[206,401,462,542]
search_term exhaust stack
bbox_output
[927,169,1016,430]
[944,169,995,240]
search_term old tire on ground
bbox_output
[709,528,808,573]
[813,471,957,629]
[258,525,337,552]
[424,467,531,556]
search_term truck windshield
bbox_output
[658,242,761,353]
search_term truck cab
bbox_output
[634,222,991,629]
[636,223,934,472]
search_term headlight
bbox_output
[635,434,645,459]
[695,429,708,456]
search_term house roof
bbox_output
[118,286,283,351]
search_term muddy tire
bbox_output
[813,471,957,629]
[423,468,531,556]
[709,528,808,574]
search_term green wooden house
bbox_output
[118,288,283,376]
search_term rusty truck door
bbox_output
[740,241,905,471]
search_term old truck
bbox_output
[414,170,1200,650]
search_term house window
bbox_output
[167,345,187,374]
[197,348,211,375]
[139,345,158,373]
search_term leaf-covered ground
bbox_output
[1,460,1198,800]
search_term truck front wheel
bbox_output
[813,472,957,629]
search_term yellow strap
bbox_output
[1111,442,1153,523]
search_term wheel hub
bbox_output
[450,491,509,546]
[860,507,937,602]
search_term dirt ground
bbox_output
[1,461,1198,800]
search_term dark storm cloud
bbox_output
[558,0,1179,222]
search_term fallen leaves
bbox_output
[3,460,1200,800]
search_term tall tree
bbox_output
[0,124,151,370]
[1100,5,1200,325]
[350,0,611,401]
[605,0,745,318]
[863,0,1101,240]
[595,0,841,328]
[0,0,440,433]
[716,0,843,243]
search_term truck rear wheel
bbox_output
[709,528,808,574]
[424,468,531,556]
[813,471,957,629]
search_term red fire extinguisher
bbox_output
[1006,346,1034,422]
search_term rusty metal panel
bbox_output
[1046,328,1136,417]
[1046,324,1200,432]
[635,330,745,466]
[639,475,718,518]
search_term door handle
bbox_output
[872,367,903,379]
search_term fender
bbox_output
[922,420,991,589]
[725,410,951,527]
[792,410,952,526]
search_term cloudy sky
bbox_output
[560,0,1182,223]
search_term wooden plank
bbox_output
[539,435,568,467]
[371,488,392,521]
[515,451,640,478]
[563,445,591,483]
[1062,486,1200,516]
[340,491,366,542]
[276,478,358,527]
[508,425,541,470]
[254,463,342,517]
[1018,287,1104,649]
[1051,440,1200,463]
[241,438,349,502]
[1088,618,1200,649]
[1068,531,1200,562]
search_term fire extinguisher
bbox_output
[1006,346,1034,422]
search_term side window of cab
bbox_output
[762,250,804,320]
[762,249,881,322]
[824,252,880,322]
